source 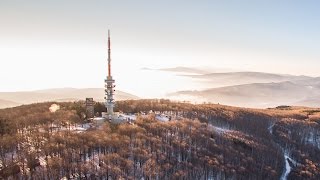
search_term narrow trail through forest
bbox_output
[268,123,297,180]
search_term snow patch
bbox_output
[305,132,320,149]
[118,114,137,121]
[155,114,170,122]
[65,123,92,132]
[208,124,232,134]
[281,152,297,180]
[268,123,275,134]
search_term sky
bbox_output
[0,0,320,97]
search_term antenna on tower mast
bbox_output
[108,29,111,77]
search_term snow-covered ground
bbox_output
[92,117,105,121]
[208,124,232,134]
[59,123,92,133]
[268,122,298,180]
[268,123,275,134]
[119,113,170,122]
[117,114,137,121]
[100,112,173,123]
[281,152,297,180]
[155,114,170,122]
[305,132,320,150]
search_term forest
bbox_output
[0,100,319,179]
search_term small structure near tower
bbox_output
[85,98,95,118]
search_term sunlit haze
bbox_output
[1,0,320,98]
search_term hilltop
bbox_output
[0,99,19,109]
[0,100,319,179]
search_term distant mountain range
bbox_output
[143,66,234,75]
[0,99,20,109]
[163,67,320,108]
[2,67,319,109]
[182,72,312,88]
[157,66,210,74]
[169,81,320,108]
[0,88,139,109]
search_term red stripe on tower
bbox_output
[108,30,111,77]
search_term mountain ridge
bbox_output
[0,88,139,109]
[169,80,320,108]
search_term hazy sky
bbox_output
[1,0,320,96]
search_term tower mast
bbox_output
[105,29,115,119]
[108,30,111,77]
